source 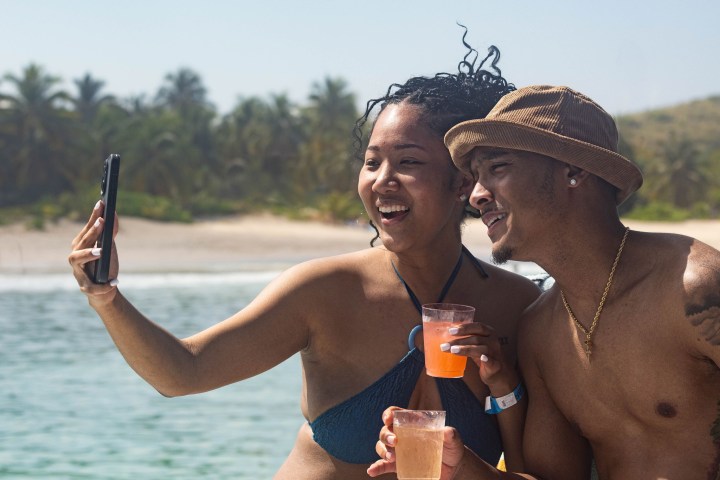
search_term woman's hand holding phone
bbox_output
[68,154,121,303]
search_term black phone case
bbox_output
[93,154,120,284]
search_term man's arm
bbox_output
[684,244,720,366]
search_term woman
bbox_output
[68,38,539,479]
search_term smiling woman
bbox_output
[67,29,541,480]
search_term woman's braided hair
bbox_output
[353,27,515,244]
[353,27,515,161]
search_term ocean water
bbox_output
[0,272,304,479]
[0,261,548,479]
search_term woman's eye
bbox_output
[400,158,421,165]
[364,159,379,168]
[490,162,508,172]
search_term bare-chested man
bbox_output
[369,85,720,479]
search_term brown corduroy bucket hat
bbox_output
[444,85,643,205]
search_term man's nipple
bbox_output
[655,401,678,418]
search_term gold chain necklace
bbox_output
[560,227,630,358]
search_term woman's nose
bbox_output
[373,165,400,193]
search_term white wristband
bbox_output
[484,382,524,414]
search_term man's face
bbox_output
[467,148,561,264]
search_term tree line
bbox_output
[1,64,717,226]
[0,64,363,225]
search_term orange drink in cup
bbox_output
[393,409,446,480]
[422,303,475,378]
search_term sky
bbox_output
[2,0,718,117]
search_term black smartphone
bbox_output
[93,154,120,284]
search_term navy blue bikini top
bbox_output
[309,246,502,465]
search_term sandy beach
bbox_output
[1,214,720,274]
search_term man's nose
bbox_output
[469,182,493,209]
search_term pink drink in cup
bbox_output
[393,409,446,480]
[422,303,475,378]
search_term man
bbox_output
[370,85,720,479]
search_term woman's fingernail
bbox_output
[109,279,119,286]
[94,218,101,228]
[387,434,396,446]
[480,354,489,363]
[91,248,102,256]
[448,327,459,335]
[440,343,450,352]
[94,200,102,211]
[450,346,461,354]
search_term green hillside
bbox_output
[616,95,720,219]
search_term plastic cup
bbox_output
[422,303,475,378]
[393,409,446,480]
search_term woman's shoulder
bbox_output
[279,247,386,283]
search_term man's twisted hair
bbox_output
[354,26,515,243]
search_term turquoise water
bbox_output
[0,272,304,479]
[0,261,547,479]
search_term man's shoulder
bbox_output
[517,288,556,338]
[682,239,720,304]
[644,231,720,290]
[481,262,544,295]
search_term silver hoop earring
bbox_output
[459,194,468,202]
[569,178,578,186]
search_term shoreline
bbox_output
[1,214,719,275]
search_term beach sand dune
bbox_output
[1,214,719,274]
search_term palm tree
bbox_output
[117,109,199,200]
[295,77,358,197]
[72,73,115,124]
[155,68,218,196]
[0,64,74,204]
[215,96,276,199]
[650,133,708,209]
[155,67,211,115]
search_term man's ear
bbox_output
[565,164,590,186]
[458,173,474,199]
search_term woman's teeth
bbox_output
[378,205,409,213]
[379,205,409,219]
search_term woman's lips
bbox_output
[378,204,409,224]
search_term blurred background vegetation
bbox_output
[1,64,718,229]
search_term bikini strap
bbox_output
[462,245,489,278]
[391,249,464,315]
[393,245,488,351]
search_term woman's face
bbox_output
[358,102,470,253]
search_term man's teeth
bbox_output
[378,205,409,213]
[488,214,506,227]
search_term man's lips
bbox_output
[481,211,507,228]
